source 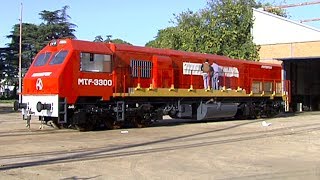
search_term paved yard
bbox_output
[0,105,320,180]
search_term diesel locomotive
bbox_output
[14,39,289,130]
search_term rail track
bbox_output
[1,117,320,171]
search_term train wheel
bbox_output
[104,119,120,130]
[265,102,281,118]
[75,123,94,131]
[132,116,146,128]
[235,103,251,120]
[265,108,278,118]
[75,116,94,131]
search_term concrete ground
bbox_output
[0,104,320,180]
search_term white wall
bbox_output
[252,8,320,45]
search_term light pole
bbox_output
[18,2,23,103]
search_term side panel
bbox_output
[247,63,282,93]
[59,51,77,103]
[152,55,173,88]
[179,59,243,90]
[72,51,114,101]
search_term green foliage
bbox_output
[146,27,181,49]
[93,35,132,45]
[6,23,40,70]
[93,35,104,42]
[38,5,77,45]
[1,6,77,86]
[146,0,267,61]
[207,0,260,60]
[111,38,132,45]
[0,48,9,81]
[0,99,16,103]
[255,2,289,18]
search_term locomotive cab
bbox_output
[19,40,70,122]
[17,39,114,125]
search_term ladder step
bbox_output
[116,101,125,121]
[58,97,67,124]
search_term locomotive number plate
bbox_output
[78,78,113,86]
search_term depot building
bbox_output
[253,8,320,112]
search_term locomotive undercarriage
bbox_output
[42,96,283,131]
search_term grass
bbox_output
[0,99,16,104]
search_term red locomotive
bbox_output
[14,39,288,130]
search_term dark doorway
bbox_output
[282,58,320,111]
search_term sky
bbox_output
[1,0,320,47]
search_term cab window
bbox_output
[33,52,52,66]
[80,52,112,73]
[49,50,69,65]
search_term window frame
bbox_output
[33,52,52,67]
[80,52,112,73]
[49,50,69,65]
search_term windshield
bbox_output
[33,52,52,66]
[49,50,69,65]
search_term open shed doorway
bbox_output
[282,57,320,111]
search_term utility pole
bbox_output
[300,18,320,23]
[18,2,23,103]
[264,1,320,24]
[264,0,320,10]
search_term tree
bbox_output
[5,23,39,79]
[0,46,18,90]
[1,23,39,93]
[38,5,77,45]
[255,1,289,18]
[2,6,77,87]
[205,0,259,60]
[93,35,132,45]
[39,10,60,25]
[146,0,287,61]
[146,27,182,50]
[111,38,132,45]
[0,48,9,81]
[93,35,104,42]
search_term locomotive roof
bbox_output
[68,39,113,54]
[110,42,232,60]
[65,39,280,67]
[109,42,281,67]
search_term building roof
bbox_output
[277,56,320,61]
[252,8,320,45]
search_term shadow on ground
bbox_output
[0,106,16,114]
